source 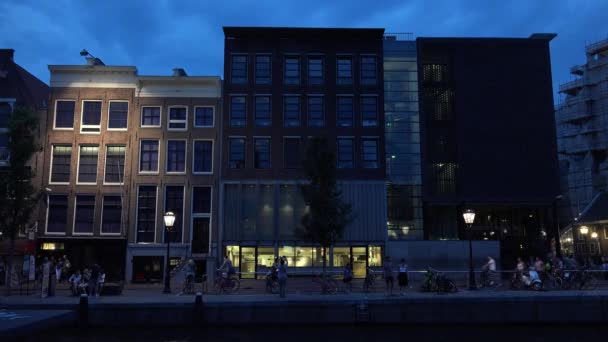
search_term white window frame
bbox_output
[53,99,75,130]
[45,194,68,235]
[139,139,160,175]
[72,195,95,236]
[165,139,187,174]
[107,100,129,131]
[163,185,186,244]
[49,144,72,185]
[135,185,158,244]
[192,139,214,175]
[103,145,126,186]
[193,106,215,128]
[140,105,162,128]
[80,100,102,134]
[190,185,213,255]
[100,195,123,236]
[167,105,188,131]
[76,145,99,185]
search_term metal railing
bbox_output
[384,33,414,41]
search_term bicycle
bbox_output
[313,273,338,294]
[213,271,240,294]
[421,268,457,293]
[182,275,195,295]
[265,272,279,294]
[478,270,500,289]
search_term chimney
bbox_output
[172,68,187,76]
[0,49,15,66]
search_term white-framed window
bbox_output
[139,140,160,174]
[193,140,213,174]
[108,100,129,130]
[136,185,157,243]
[80,100,102,133]
[166,140,187,174]
[141,106,161,127]
[49,145,72,184]
[77,145,99,184]
[46,194,68,235]
[191,186,212,254]
[164,185,185,243]
[73,195,95,235]
[194,106,214,127]
[53,100,75,130]
[168,106,187,130]
[101,195,122,235]
[104,145,126,185]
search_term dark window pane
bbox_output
[337,138,354,169]
[164,186,184,243]
[55,101,74,128]
[255,96,271,127]
[422,64,449,83]
[337,56,353,85]
[105,146,126,183]
[192,187,211,214]
[192,217,210,254]
[167,140,186,172]
[0,134,8,161]
[430,163,457,194]
[108,102,128,129]
[74,195,95,234]
[140,140,159,172]
[255,55,271,84]
[254,138,271,169]
[102,195,122,234]
[82,101,101,132]
[284,138,300,169]
[137,186,156,243]
[307,96,324,127]
[361,56,377,85]
[141,107,161,126]
[78,146,98,183]
[230,97,246,127]
[194,107,213,127]
[284,56,300,85]
[231,55,247,84]
[283,96,300,127]
[169,107,187,130]
[361,96,378,127]
[337,97,353,127]
[47,195,68,233]
[51,145,71,183]
[229,138,245,169]
[308,57,323,85]
[362,139,379,168]
[193,140,212,173]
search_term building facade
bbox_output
[556,38,608,257]
[221,27,387,278]
[39,58,221,282]
[417,35,560,267]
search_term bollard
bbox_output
[193,292,204,325]
[79,294,89,328]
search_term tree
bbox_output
[298,137,354,274]
[0,106,41,294]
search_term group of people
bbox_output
[67,263,105,297]
[262,256,289,298]
[381,256,409,296]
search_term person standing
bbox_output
[89,264,100,297]
[398,258,409,295]
[278,258,288,298]
[383,256,394,296]
[342,262,353,293]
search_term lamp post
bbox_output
[163,211,176,294]
[462,209,477,290]
[591,231,600,259]
[579,225,589,266]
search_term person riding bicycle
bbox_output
[185,259,196,284]
[217,255,235,287]
[481,256,497,286]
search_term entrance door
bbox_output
[240,247,256,279]
[191,217,210,254]
[132,256,163,283]
[352,247,367,278]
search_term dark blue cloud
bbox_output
[1,0,606,102]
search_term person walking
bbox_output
[342,262,353,293]
[383,256,394,296]
[398,258,409,295]
[278,258,288,298]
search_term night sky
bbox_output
[1,0,606,102]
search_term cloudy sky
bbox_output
[1,0,606,100]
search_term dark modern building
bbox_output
[417,35,561,267]
[221,27,387,278]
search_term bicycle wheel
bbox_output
[230,278,240,292]
[446,280,458,293]
[326,279,338,294]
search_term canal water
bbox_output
[21,323,608,341]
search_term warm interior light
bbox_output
[579,226,589,235]
[591,231,598,239]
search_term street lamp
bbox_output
[579,225,589,266]
[163,211,176,294]
[462,209,477,290]
[591,231,601,258]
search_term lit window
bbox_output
[194,107,214,127]
[104,146,125,184]
[193,140,213,173]
[81,101,102,133]
[54,101,74,129]
[141,106,161,127]
[108,101,128,129]
[283,96,300,127]
[139,140,159,173]
[50,145,72,183]
[166,140,186,173]
[74,195,95,234]
[168,106,187,130]
[77,145,99,183]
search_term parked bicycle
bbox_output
[420,268,457,293]
[265,271,279,294]
[313,273,338,294]
[213,271,240,294]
